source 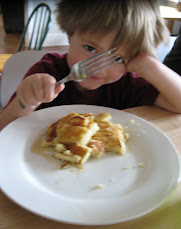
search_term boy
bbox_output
[1,0,181,131]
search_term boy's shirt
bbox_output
[8,53,159,110]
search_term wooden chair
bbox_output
[17,3,51,52]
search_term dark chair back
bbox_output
[17,3,51,52]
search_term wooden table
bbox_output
[0,105,181,229]
[160,6,181,33]
[0,54,12,73]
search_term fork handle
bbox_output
[55,74,71,87]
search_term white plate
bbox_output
[0,105,181,225]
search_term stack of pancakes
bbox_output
[42,112,129,167]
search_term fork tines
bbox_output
[80,48,123,78]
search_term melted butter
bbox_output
[81,74,86,79]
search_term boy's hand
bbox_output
[16,73,65,108]
[126,52,157,76]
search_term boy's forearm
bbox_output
[131,55,181,112]
[0,97,37,131]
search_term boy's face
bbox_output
[67,30,129,90]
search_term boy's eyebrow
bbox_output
[82,38,102,50]
[82,38,129,61]
[115,52,129,62]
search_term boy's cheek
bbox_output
[112,64,126,76]
[67,54,84,69]
[67,56,77,69]
[111,73,125,82]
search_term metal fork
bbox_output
[56,48,122,86]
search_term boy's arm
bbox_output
[127,53,181,113]
[0,96,38,130]
[0,73,64,131]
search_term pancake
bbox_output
[41,112,129,167]
[42,112,99,146]
[93,120,126,155]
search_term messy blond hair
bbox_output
[56,0,169,58]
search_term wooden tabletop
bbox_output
[0,105,181,229]
[0,54,12,72]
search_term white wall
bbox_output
[24,0,69,47]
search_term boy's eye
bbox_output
[117,57,126,65]
[84,45,96,53]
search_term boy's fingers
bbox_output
[16,74,64,107]
[43,76,57,102]
[31,77,44,102]
[17,77,42,108]
[55,84,65,94]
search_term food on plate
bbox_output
[41,112,129,167]
[96,184,105,189]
